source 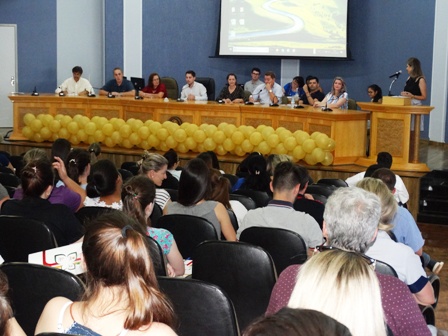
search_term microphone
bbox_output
[389,70,402,78]
[321,102,332,112]
[31,86,39,96]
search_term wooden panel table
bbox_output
[357,102,433,172]
[9,94,370,165]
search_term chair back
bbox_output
[429,274,440,309]
[308,193,328,205]
[196,77,216,101]
[0,215,57,262]
[230,193,256,210]
[305,183,336,198]
[239,227,307,274]
[0,172,20,187]
[375,259,399,278]
[161,172,179,189]
[223,173,239,188]
[0,262,85,336]
[157,277,239,336]
[118,168,133,182]
[192,241,277,330]
[317,178,348,188]
[146,236,167,276]
[75,206,120,228]
[155,214,218,259]
[120,161,139,175]
[348,98,358,110]
[160,76,179,99]
[226,209,239,234]
[164,188,179,202]
[419,304,435,326]
[243,90,252,102]
[234,189,270,208]
[149,203,163,226]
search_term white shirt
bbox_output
[252,82,283,105]
[180,81,208,101]
[56,77,94,95]
[244,79,263,93]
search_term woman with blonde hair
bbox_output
[314,76,348,109]
[35,211,176,335]
[122,175,185,276]
[138,151,171,213]
[288,249,387,336]
[358,177,435,306]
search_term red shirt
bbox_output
[142,83,167,98]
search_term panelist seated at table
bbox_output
[314,76,348,109]
[99,67,135,97]
[249,71,283,105]
[55,66,93,96]
[215,73,245,104]
[140,72,167,99]
[299,76,326,105]
[180,70,208,101]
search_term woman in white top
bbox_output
[35,211,176,336]
[138,151,172,213]
[314,77,348,109]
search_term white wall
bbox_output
[0,24,17,127]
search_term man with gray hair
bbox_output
[266,187,432,336]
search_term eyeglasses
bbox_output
[314,244,376,269]
[252,72,260,75]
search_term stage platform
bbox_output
[0,139,426,219]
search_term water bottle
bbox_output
[291,95,295,108]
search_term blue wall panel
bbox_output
[104,0,124,79]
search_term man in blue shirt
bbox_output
[99,67,135,97]
[249,71,283,105]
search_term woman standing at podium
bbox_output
[401,57,427,106]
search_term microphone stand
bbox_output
[388,75,399,96]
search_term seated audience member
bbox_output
[346,151,409,205]
[13,149,81,212]
[266,154,291,177]
[121,175,184,276]
[293,166,325,229]
[99,67,135,97]
[357,178,435,306]
[180,70,207,101]
[1,160,83,246]
[206,151,224,173]
[244,67,263,93]
[66,149,90,190]
[0,271,26,336]
[371,168,443,274]
[0,184,10,208]
[35,212,176,335]
[140,72,167,98]
[166,158,237,241]
[88,142,101,164]
[237,162,322,249]
[216,73,245,104]
[299,76,326,105]
[138,152,171,212]
[209,168,247,227]
[0,153,16,174]
[232,154,271,193]
[243,307,352,336]
[235,152,262,178]
[84,159,123,210]
[283,76,305,97]
[55,66,93,96]
[288,249,387,336]
[314,76,348,109]
[164,149,182,180]
[368,84,383,103]
[266,187,432,336]
[249,71,283,105]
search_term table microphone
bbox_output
[31,86,39,96]
[321,102,332,112]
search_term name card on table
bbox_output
[28,242,85,275]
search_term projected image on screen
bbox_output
[219,0,348,58]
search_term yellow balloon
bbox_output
[302,139,316,154]
[258,141,271,155]
[186,124,198,136]
[278,129,292,142]
[223,138,235,152]
[140,140,151,150]
[283,136,297,151]
[156,128,169,141]
[304,153,317,165]
[36,114,45,121]
[113,118,126,131]
[213,130,226,144]
[87,135,95,144]
[33,133,44,142]
[58,128,70,139]
[111,131,122,144]
[275,126,286,134]
[104,137,115,148]
[77,129,88,142]
[322,152,334,166]
[274,143,288,155]
[231,131,244,145]
[173,129,187,143]
[311,131,322,140]
[312,147,326,163]
[121,139,133,149]
[79,116,90,128]
[48,120,61,133]
[23,113,36,126]
[184,137,197,150]
[261,126,275,141]
[177,143,189,154]
[223,124,237,138]
[256,124,266,133]
[119,124,132,138]
[241,125,255,138]
[85,122,97,135]
[149,121,162,134]
[42,114,54,127]
[315,133,330,149]
[148,134,160,149]
[193,129,206,143]
[199,123,208,131]
[294,130,310,145]
[293,146,306,161]
[159,142,169,152]
[166,122,180,135]
[249,132,263,146]
[166,135,178,149]
[131,119,144,132]
[216,145,227,156]
[54,114,64,121]
[218,122,228,131]
[67,121,79,135]
[326,139,336,151]
[60,115,72,128]
[180,122,190,130]
[234,145,246,157]
[205,124,218,137]
[267,133,279,148]
[22,126,34,139]
[51,133,60,141]
[69,134,81,145]
[195,143,205,153]
[241,139,254,153]
[129,133,141,145]
[203,138,216,151]
[72,114,83,124]
[144,120,154,127]
[94,130,105,142]
[30,119,43,132]
[102,123,114,136]
[138,126,150,140]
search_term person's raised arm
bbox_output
[214,202,237,241]
[52,156,86,208]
